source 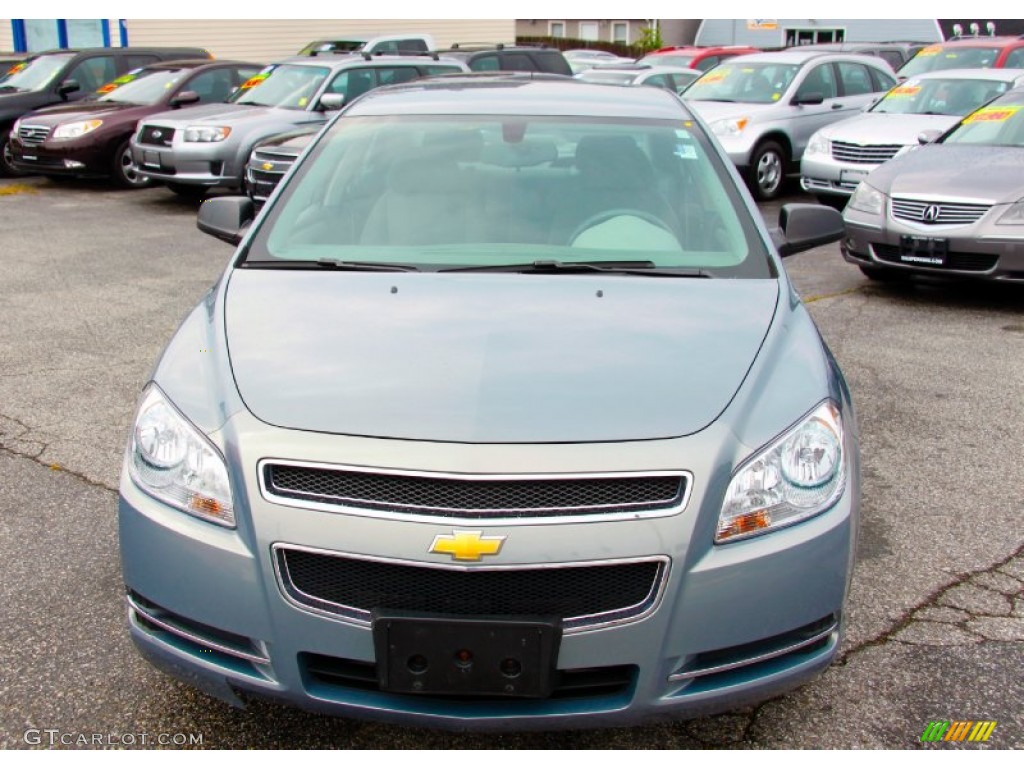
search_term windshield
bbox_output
[228,64,328,109]
[943,94,1024,147]
[577,71,637,85]
[899,46,1002,78]
[96,68,188,104]
[641,54,694,68]
[298,40,365,55]
[686,63,799,104]
[247,115,770,277]
[0,53,73,92]
[872,77,1012,116]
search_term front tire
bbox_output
[111,140,153,189]
[747,140,786,201]
[0,129,26,177]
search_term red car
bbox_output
[638,45,761,73]
[898,36,1024,78]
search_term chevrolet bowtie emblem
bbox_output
[261,162,274,171]
[429,530,506,562]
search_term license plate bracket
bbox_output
[899,235,948,266]
[373,612,561,698]
[840,168,868,185]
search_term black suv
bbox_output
[0,46,211,175]
[438,44,572,76]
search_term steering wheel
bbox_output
[568,208,676,246]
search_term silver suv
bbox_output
[684,50,897,199]
[130,54,468,196]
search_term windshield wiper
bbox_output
[698,98,737,103]
[440,260,710,277]
[239,259,420,272]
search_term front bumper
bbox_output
[9,135,112,178]
[119,415,856,730]
[801,154,881,199]
[843,207,1024,281]
[130,134,243,188]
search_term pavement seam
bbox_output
[0,443,117,493]
[836,540,1024,662]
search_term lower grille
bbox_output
[262,462,687,520]
[873,243,997,272]
[891,198,991,226]
[138,125,175,147]
[246,166,286,201]
[17,124,49,146]
[302,652,636,700]
[275,546,668,632]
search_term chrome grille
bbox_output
[891,198,991,226]
[246,148,296,202]
[261,462,688,519]
[830,141,901,164]
[17,124,49,146]
[275,546,668,632]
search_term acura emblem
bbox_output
[922,205,941,222]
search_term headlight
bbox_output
[717,402,845,544]
[806,132,829,156]
[184,125,231,143]
[53,119,103,139]
[996,200,1024,225]
[128,384,234,527]
[847,182,886,216]
[11,118,22,135]
[709,117,749,137]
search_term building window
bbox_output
[578,21,599,41]
[612,22,629,44]
[549,21,566,39]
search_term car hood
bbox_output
[141,102,305,127]
[687,100,775,124]
[867,144,1024,203]
[18,100,159,126]
[819,112,958,145]
[224,271,779,443]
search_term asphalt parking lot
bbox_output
[0,176,1021,749]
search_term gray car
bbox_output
[575,64,701,92]
[130,54,468,196]
[119,75,857,729]
[801,68,1024,205]
[684,50,897,200]
[843,86,1024,282]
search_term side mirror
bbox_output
[169,90,201,107]
[318,93,346,112]
[771,203,844,258]
[58,79,80,97]
[917,129,942,145]
[197,196,254,246]
[792,91,824,106]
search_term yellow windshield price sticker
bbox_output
[8,61,27,75]
[963,105,1022,124]
[699,68,731,85]
[887,84,921,98]
[919,46,941,56]
[240,73,269,90]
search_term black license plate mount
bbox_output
[372,613,561,698]
[899,235,948,266]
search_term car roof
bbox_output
[279,54,464,70]
[586,65,699,76]
[908,67,1024,82]
[932,36,1022,48]
[146,59,257,71]
[344,75,689,119]
[725,50,890,66]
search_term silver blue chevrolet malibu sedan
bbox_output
[119,75,859,729]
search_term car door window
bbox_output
[376,67,419,87]
[327,68,377,100]
[1004,48,1024,68]
[795,63,837,101]
[397,39,428,53]
[871,68,897,92]
[422,65,463,76]
[470,55,500,72]
[66,55,117,92]
[837,62,873,96]
[642,74,672,90]
[185,68,236,102]
[500,53,535,72]
[878,50,903,70]
[696,56,719,72]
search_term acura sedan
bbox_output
[120,75,858,729]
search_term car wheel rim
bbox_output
[757,151,781,194]
[2,140,13,170]
[121,148,147,186]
